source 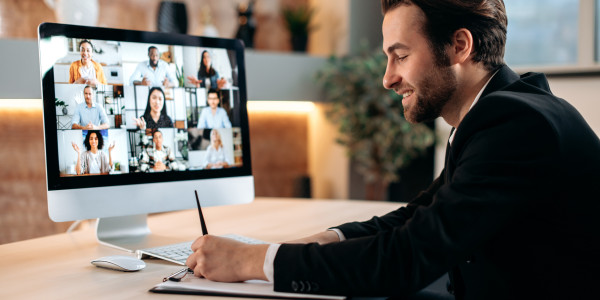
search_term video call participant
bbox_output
[187,50,226,89]
[69,39,107,86]
[71,130,114,175]
[197,88,232,129]
[203,129,231,169]
[71,85,110,130]
[140,129,175,172]
[134,87,173,129]
[130,46,178,87]
[185,0,600,299]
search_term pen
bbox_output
[163,267,192,282]
[195,190,208,235]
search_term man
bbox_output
[186,1,600,299]
[71,85,109,130]
[197,89,232,129]
[140,129,174,172]
[129,46,177,87]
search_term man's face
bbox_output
[149,48,160,67]
[153,131,163,149]
[84,87,94,106]
[207,93,220,108]
[382,5,457,124]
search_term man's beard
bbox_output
[403,61,457,124]
[150,60,158,68]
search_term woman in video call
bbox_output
[134,87,174,129]
[140,129,175,172]
[197,88,232,129]
[71,130,114,175]
[69,39,107,86]
[187,50,226,89]
[203,129,232,169]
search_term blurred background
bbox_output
[1,0,600,244]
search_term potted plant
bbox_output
[55,98,69,115]
[282,4,316,52]
[316,47,435,200]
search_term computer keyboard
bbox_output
[137,234,266,265]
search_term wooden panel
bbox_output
[248,111,308,198]
[0,107,72,245]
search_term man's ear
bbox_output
[449,28,474,64]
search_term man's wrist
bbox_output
[246,244,270,281]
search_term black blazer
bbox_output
[273,65,600,299]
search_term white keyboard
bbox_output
[137,234,266,265]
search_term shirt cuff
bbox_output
[328,228,346,241]
[263,243,281,282]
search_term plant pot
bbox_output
[114,114,122,128]
[157,1,188,34]
[291,35,308,52]
[62,106,68,115]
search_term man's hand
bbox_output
[84,122,95,130]
[162,77,172,87]
[141,76,151,86]
[186,235,269,282]
[154,160,166,171]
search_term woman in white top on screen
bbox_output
[203,129,232,169]
[187,50,226,89]
[197,88,232,129]
[71,130,114,175]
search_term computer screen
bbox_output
[38,23,254,249]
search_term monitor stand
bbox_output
[95,214,188,255]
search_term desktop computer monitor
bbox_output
[38,23,254,251]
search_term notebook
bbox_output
[150,276,345,299]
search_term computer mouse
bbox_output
[91,255,146,272]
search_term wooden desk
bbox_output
[0,198,400,299]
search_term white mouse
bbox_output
[91,255,146,272]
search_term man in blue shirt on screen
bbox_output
[71,85,109,130]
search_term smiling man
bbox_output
[185,1,600,299]
[130,46,177,87]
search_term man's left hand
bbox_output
[186,235,269,282]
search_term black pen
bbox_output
[163,267,192,282]
[195,190,208,235]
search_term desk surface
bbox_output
[0,198,400,299]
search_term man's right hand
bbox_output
[141,76,151,86]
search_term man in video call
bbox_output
[71,85,109,130]
[130,46,177,87]
[185,0,600,299]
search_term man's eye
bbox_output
[396,55,408,62]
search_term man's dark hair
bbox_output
[381,0,507,70]
[148,46,159,54]
[79,39,94,51]
[84,130,104,151]
[207,88,220,99]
